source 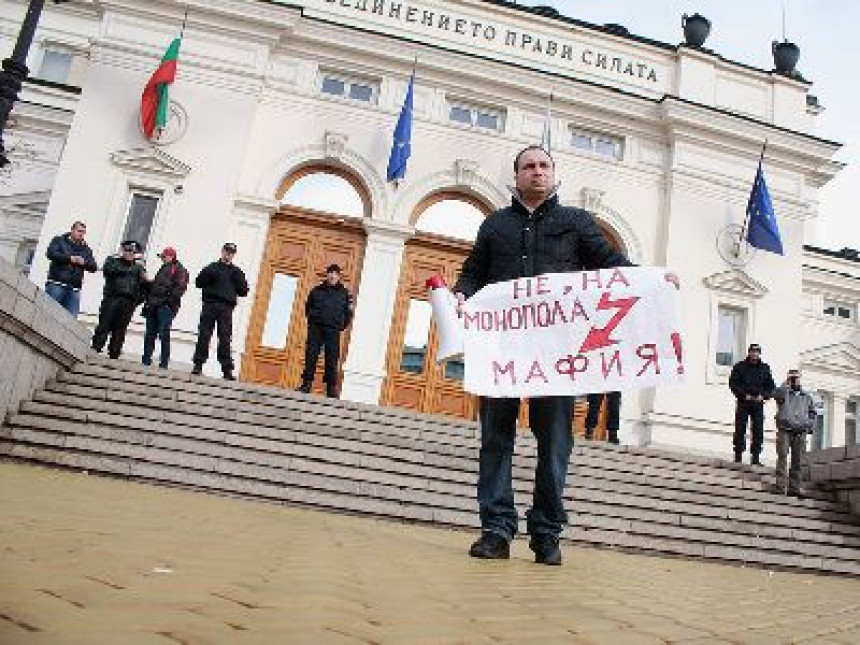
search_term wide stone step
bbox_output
[6,411,860,549]
[29,384,849,516]
[2,431,857,575]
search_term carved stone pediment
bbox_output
[801,342,860,375]
[110,147,191,180]
[703,269,768,299]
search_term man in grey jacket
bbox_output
[772,369,817,497]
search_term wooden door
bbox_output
[382,233,477,420]
[241,208,365,393]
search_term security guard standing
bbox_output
[91,240,146,359]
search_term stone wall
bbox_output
[805,446,860,515]
[0,257,90,420]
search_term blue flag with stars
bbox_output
[745,164,783,255]
[387,72,414,182]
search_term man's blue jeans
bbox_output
[477,396,574,541]
[44,282,81,318]
[142,305,175,368]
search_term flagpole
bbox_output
[735,139,768,257]
[180,4,189,39]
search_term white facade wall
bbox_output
[2,0,855,459]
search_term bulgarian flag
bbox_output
[141,38,181,140]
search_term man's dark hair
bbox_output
[71,220,86,230]
[514,145,554,172]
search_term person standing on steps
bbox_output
[141,246,189,369]
[772,369,816,497]
[296,264,354,398]
[729,343,775,466]
[453,145,633,566]
[191,243,248,381]
[584,391,621,444]
[44,220,98,318]
[91,240,146,359]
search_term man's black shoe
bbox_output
[191,364,203,376]
[529,533,562,566]
[788,488,804,499]
[296,382,311,394]
[607,434,620,445]
[734,452,742,463]
[584,428,594,440]
[223,371,236,381]
[751,455,762,466]
[468,532,510,559]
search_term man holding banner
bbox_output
[454,146,632,565]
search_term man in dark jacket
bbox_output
[729,343,776,465]
[454,145,632,566]
[91,240,146,359]
[296,264,354,398]
[45,221,98,318]
[141,246,189,369]
[191,242,249,380]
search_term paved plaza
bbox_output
[1,461,859,644]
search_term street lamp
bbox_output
[0,0,70,168]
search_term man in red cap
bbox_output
[141,246,189,369]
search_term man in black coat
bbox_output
[454,145,632,566]
[45,220,98,318]
[297,264,354,398]
[729,343,776,465]
[91,240,146,359]
[141,246,189,369]
[191,242,249,380]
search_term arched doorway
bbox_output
[382,193,486,419]
[241,167,367,393]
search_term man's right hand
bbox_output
[70,255,83,266]
[454,292,466,317]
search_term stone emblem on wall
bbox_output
[324,132,349,160]
[147,100,189,147]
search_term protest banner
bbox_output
[459,266,685,397]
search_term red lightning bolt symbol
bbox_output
[578,292,640,353]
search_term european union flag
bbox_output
[386,73,414,182]
[745,164,784,255]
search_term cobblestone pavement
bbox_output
[1,462,859,644]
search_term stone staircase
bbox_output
[1,357,858,575]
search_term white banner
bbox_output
[460,267,685,397]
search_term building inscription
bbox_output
[302,0,665,90]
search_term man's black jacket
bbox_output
[101,256,145,300]
[195,261,249,306]
[729,359,776,402]
[305,281,353,330]
[145,260,189,313]
[454,194,632,297]
[46,233,98,289]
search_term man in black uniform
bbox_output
[297,264,354,398]
[729,343,776,465]
[454,145,632,566]
[191,242,249,380]
[91,240,146,359]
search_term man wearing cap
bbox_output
[91,240,146,359]
[192,243,249,380]
[772,369,817,496]
[729,343,776,465]
[45,220,98,318]
[141,247,189,369]
[297,264,354,397]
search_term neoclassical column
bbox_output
[831,394,848,448]
[340,218,414,405]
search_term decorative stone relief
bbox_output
[324,131,349,161]
[454,158,479,187]
[581,187,605,212]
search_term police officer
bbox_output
[729,343,776,465]
[297,264,354,398]
[191,242,249,380]
[91,240,146,359]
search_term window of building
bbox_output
[715,305,746,367]
[260,273,299,349]
[319,72,379,104]
[447,100,505,132]
[400,299,432,374]
[121,190,161,253]
[823,299,855,321]
[15,241,37,275]
[279,170,367,219]
[37,50,72,84]
[847,398,859,446]
[414,196,486,243]
[569,127,624,160]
